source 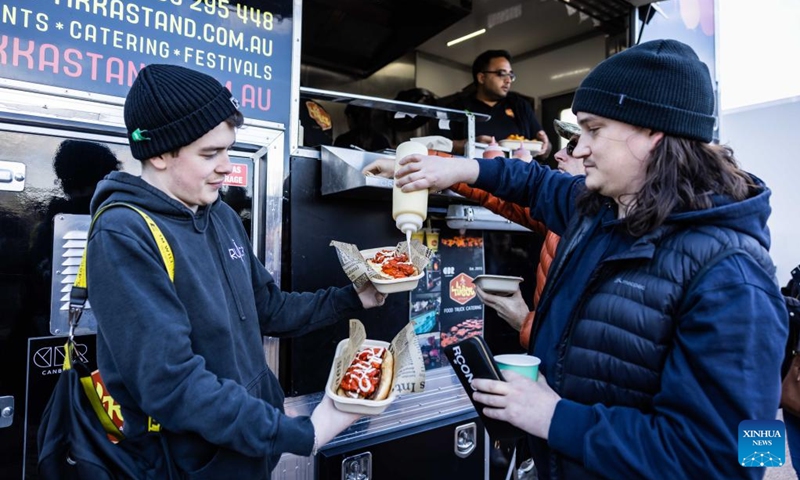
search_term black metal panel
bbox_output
[282,155,413,396]
[317,412,485,480]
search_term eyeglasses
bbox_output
[566,138,578,156]
[482,70,516,82]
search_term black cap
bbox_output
[124,64,239,160]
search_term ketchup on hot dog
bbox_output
[339,347,386,399]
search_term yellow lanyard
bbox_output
[69,201,174,339]
[74,202,174,289]
[67,202,174,436]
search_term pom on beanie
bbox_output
[124,64,240,160]
[572,39,715,143]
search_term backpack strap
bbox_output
[68,202,174,340]
[65,202,173,437]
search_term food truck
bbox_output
[0,0,709,478]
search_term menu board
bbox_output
[0,0,294,126]
[438,231,485,351]
[408,224,486,370]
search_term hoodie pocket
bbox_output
[121,433,178,480]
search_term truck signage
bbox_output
[0,0,293,126]
[223,162,248,187]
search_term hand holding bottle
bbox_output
[392,141,429,235]
[394,155,479,194]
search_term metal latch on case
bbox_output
[342,451,371,480]
[0,396,14,428]
[454,422,477,458]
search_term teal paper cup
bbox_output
[494,354,541,381]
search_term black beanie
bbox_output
[572,39,715,143]
[124,64,239,160]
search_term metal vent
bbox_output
[50,214,96,336]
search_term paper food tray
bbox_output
[473,274,524,295]
[360,247,424,294]
[326,339,397,414]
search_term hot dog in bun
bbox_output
[337,346,394,400]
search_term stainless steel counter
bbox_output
[273,367,474,479]
[284,366,472,447]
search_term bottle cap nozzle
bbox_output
[399,223,416,234]
[395,213,423,234]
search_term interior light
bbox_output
[550,67,591,80]
[446,29,487,47]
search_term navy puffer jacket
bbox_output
[472,157,788,480]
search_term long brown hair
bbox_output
[577,136,756,237]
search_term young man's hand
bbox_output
[309,395,361,450]
[355,282,386,309]
[472,371,560,439]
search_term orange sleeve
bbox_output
[519,311,535,350]
[534,231,561,305]
[449,183,547,236]
[521,231,561,349]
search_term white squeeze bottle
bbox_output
[393,140,429,254]
[483,137,503,159]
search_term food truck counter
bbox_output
[276,367,485,479]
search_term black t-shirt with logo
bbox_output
[443,92,543,141]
